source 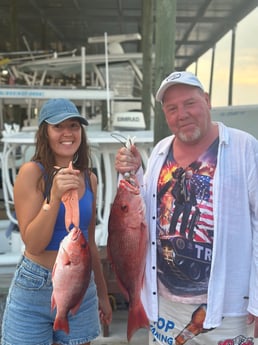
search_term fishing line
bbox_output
[110,132,128,147]
[110,132,135,148]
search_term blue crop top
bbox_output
[36,162,93,250]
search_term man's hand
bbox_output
[247,313,258,337]
[115,144,142,174]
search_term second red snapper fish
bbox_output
[51,227,92,334]
[107,174,149,341]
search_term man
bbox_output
[115,71,258,344]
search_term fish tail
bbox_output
[53,317,70,334]
[127,301,149,341]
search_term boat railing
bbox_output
[0,130,153,262]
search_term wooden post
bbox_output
[228,26,236,106]
[141,0,154,130]
[10,0,18,51]
[209,45,216,102]
[154,0,177,145]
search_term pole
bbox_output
[209,45,216,102]
[154,0,177,144]
[104,32,111,130]
[81,46,86,117]
[141,0,154,130]
[228,26,236,106]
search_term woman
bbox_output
[1,98,112,345]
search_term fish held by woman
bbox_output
[51,161,92,334]
[51,227,92,334]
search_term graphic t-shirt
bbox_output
[156,138,218,303]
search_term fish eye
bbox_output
[121,205,128,212]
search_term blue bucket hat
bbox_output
[38,98,88,126]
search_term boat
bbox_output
[0,33,154,132]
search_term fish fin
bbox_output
[115,277,129,302]
[61,248,71,266]
[127,301,149,341]
[51,293,56,311]
[53,316,70,334]
[107,251,130,301]
[106,243,112,263]
[120,287,129,302]
[70,294,85,315]
[52,262,57,277]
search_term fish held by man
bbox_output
[108,174,149,341]
[51,227,92,334]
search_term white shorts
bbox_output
[148,295,256,345]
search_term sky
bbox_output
[188,7,258,107]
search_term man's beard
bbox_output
[178,127,201,143]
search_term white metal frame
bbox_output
[1,130,153,246]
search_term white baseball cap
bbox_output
[155,71,204,102]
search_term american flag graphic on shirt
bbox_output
[190,174,213,242]
[156,138,219,298]
[157,166,215,243]
[157,140,218,296]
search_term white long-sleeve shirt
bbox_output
[136,122,258,329]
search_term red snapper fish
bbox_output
[108,174,149,341]
[51,227,92,334]
[51,162,91,334]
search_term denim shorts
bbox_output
[1,255,100,345]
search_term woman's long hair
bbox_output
[32,122,92,186]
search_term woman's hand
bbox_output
[51,163,80,202]
[98,296,112,326]
[115,145,142,174]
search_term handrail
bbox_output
[1,130,153,245]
